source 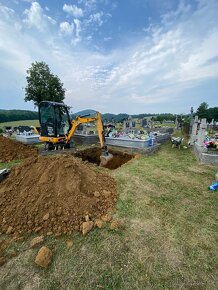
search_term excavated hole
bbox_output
[74,147,134,170]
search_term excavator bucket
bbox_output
[100,152,113,167]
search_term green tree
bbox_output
[196,102,209,119]
[24,61,65,107]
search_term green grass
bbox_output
[0,160,21,170]
[0,120,39,129]
[0,143,217,289]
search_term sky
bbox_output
[0,0,217,114]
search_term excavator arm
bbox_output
[66,112,113,166]
[66,112,104,147]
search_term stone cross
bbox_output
[196,118,207,147]
[190,115,198,145]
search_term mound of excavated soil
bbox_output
[0,155,116,236]
[0,136,38,162]
[74,147,134,170]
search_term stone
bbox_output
[102,190,111,198]
[35,246,52,268]
[81,221,94,235]
[0,257,6,267]
[66,240,73,248]
[6,226,13,235]
[95,219,104,229]
[101,214,112,222]
[47,232,53,236]
[85,215,90,222]
[110,220,121,230]
[35,226,42,233]
[93,191,100,198]
[30,236,44,248]
[43,213,50,221]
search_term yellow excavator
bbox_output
[38,101,113,166]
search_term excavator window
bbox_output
[39,102,56,137]
[39,101,71,137]
[54,106,71,136]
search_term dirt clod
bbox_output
[101,214,112,223]
[85,215,90,222]
[6,226,13,235]
[94,191,100,197]
[81,221,94,235]
[35,246,52,268]
[66,240,73,248]
[0,136,38,162]
[0,155,116,235]
[42,213,50,221]
[110,220,121,230]
[30,236,44,248]
[0,256,6,267]
[95,219,104,229]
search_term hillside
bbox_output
[75,109,96,116]
[0,109,38,123]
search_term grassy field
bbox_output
[0,120,39,129]
[0,143,217,289]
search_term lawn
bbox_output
[0,120,39,129]
[0,144,217,289]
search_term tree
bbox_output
[25,61,65,107]
[196,102,209,119]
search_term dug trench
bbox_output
[73,147,135,170]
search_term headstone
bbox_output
[196,118,207,147]
[190,116,198,145]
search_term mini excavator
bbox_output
[38,101,113,166]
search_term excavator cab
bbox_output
[39,101,71,138]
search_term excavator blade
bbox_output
[100,153,113,167]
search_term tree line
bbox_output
[0,109,38,123]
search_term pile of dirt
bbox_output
[74,147,134,170]
[0,136,38,162]
[0,155,116,236]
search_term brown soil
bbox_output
[0,136,38,162]
[0,155,116,236]
[74,147,134,170]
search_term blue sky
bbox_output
[0,0,217,114]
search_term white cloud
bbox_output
[88,12,104,26]
[23,1,56,31]
[59,21,74,35]
[71,19,82,44]
[0,5,15,19]
[63,4,83,18]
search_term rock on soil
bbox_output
[0,136,38,162]
[0,155,116,235]
[35,246,52,268]
[30,236,44,248]
[95,219,104,229]
[110,220,121,230]
[66,240,73,248]
[101,214,112,222]
[81,221,94,235]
